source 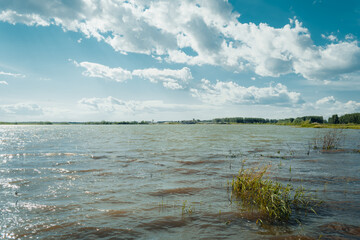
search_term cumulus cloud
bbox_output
[315,96,360,112]
[300,96,360,117]
[75,61,192,89]
[0,103,43,115]
[0,0,359,81]
[293,41,360,80]
[78,96,202,114]
[190,79,303,106]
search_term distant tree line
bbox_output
[328,113,360,124]
[0,121,53,125]
[180,119,201,124]
[277,113,360,125]
[1,113,359,125]
[84,120,150,125]
[277,116,324,124]
[214,113,360,125]
[212,117,277,124]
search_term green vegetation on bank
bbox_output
[276,113,360,129]
[83,120,150,125]
[277,115,324,124]
[0,113,359,128]
[0,121,54,125]
[213,117,278,124]
[328,113,360,124]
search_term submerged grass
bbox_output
[313,129,344,150]
[231,165,319,223]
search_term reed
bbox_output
[231,166,318,223]
[313,129,344,150]
[181,200,195,215]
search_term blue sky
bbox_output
[0,0,359,121]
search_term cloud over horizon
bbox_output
[191,79,303,106]
[78,96,205,114]
[309,96,360,115]
[0,103,43,116]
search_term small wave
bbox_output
[148,187,206,196]
[0,153,16,158]
[15,222,79,238]
[1,152,83,159]
[319,222,360,237]
[9,179,30,187]
[76,169,104,173]
[95,172,114,177]
[0,182,20,189]
[17,202,56,211]
[59,227,140,239]
[178,159,225,165]
[102,209,130,218]
[91,155,108,160]
[50,168,71,174]
[172,168,201,175]
[55,161,75,166]
[137,216,187,231]
[90,197,134,205]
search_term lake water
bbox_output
[1,125,359,239]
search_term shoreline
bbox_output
[1,122,359,129]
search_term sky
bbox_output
[0,0,359,122]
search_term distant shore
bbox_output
[1,121,359,129]
[1,112,359,129]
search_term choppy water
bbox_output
[0,125,359,239]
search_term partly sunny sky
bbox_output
[0,0,359,121]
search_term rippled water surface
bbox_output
[1,125,359,239]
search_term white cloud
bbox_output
[0,1,359,81]
[190,79,303,106]
[74,61,132,82]
[133,67,192,89]
[295,96,360,118]
[293,41,360,80]
[316,96,336,105]
[345,34,355,40]
[78,96,203,114]
[0,10,50,26]
[75,61,192,89]
[0,103,43,115]
[0,81,8,85]
[314,96,360,114]
[321,34,338,42]
[302,72,360,90]
[0,71,25,78]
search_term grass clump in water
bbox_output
[313,129,344,150]
[231,166,318,223]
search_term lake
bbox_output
[1,125,359,239]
